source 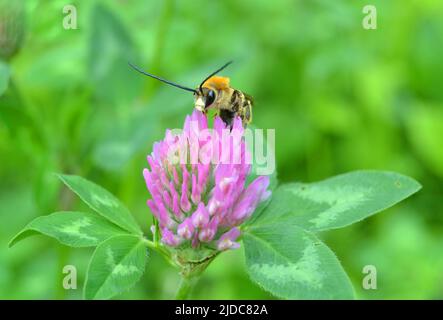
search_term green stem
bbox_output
[142,238,175,267]
[175,276,198,300]
[153,218,159,244]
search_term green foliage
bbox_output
[9,211,129,248]
[84,235,147,300]
[88,3,141,106]
[244,223,354,299]
[405,105,443,178]
[243,171,420,299]
[0,62,9,96]
[9,175,147,300]
[252,171,422,231]
[58,175,142,235]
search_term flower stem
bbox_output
[175,276,198,300]
[142,238,176,267]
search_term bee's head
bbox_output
[128,60,233,113]
[194,76,230,112]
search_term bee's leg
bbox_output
[243,101,252,124]
[219,109,235,129]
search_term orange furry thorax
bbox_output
[201,76,230,90]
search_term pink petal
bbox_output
[191,202,210,228]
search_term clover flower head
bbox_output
[143,110,271,253]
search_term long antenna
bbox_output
[128,62,197,93]
[199,61,233,92]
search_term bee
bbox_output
[129,61,253,127]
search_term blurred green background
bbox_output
[1,0,442,299]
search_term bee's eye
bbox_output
[205,90,216,108]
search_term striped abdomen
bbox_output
[219,89,253,127]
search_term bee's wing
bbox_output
[242,93,253,124]
[243,92,254,105]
